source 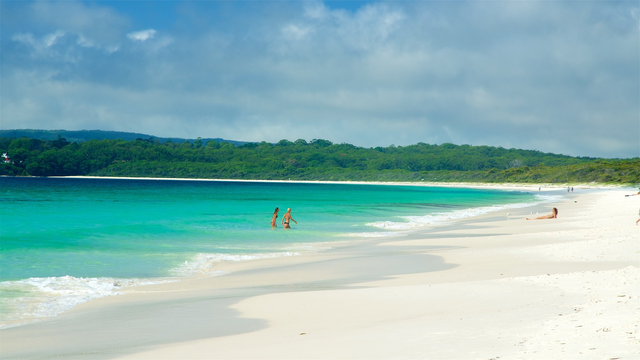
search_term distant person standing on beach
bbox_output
[282,208,297,229]
[271,207,279,228]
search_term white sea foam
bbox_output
[0,251,303,329]
[172,251,301,277]
[0,276,171,329]
[367,194,561,231]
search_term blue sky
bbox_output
[1,0,638,158]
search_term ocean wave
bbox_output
[0,276,171,329]
[0,251,303,329]
[367,194,561,230]
[172,251,301,277]
[533,194,563,202]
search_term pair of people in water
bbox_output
[271,207,297,229]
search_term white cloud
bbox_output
[30,0,128,46]
[12,30,67,55]
[43,30,65,47]
[2,1,639,158]
[11,30,117,62]
[7,1,126,56]
[127,29,157,42]
[77,34,94,48]
[303,1,330,20]
[12,33,37,47]
[281,24,312,41]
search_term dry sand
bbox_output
[1,186,638,359]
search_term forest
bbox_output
[1,136,638,184]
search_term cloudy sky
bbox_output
[1,0,638,158]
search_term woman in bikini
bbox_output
[271,207,279,228]
[527,207,558,220]
[281,208,297,229]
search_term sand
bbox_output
[1,186,638,359]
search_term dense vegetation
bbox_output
[1,136,638,184]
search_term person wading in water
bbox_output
[281,208,297,229]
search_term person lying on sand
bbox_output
[281,208,297,229]
[625,187,640,197]
[527,207,558,220]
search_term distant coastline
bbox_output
[3,133,638,184]
[47,175,630,191]
[0,129,249,146]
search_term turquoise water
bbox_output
[0,177,542,327]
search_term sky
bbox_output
[1,0,638,158]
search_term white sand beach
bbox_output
[1,186,638,359]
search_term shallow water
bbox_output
[0,177,546,327]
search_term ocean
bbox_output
[0,177,548,328]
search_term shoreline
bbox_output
[47,174,636,192]
[0,181,555,330]
[1,187,638,359]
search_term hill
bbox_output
[0,133,638,184]
[0,129,248,146]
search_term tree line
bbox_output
[1,136,638,184]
